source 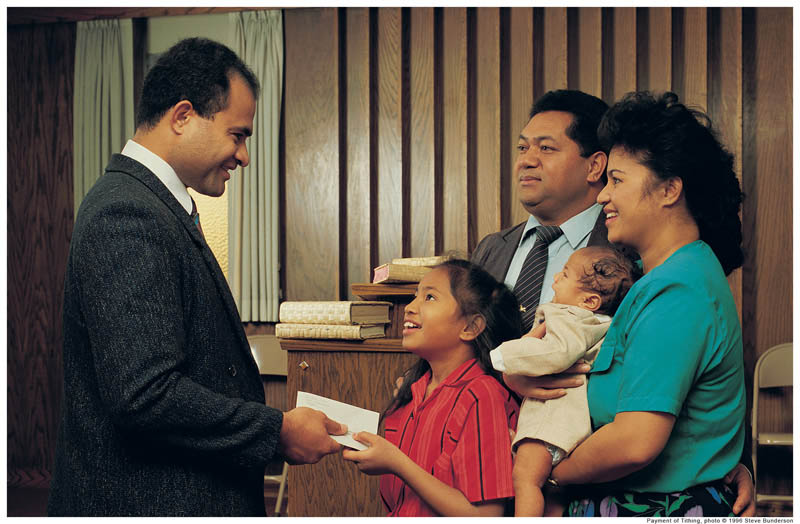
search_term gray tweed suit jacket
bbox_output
[471,212,612,284]
[48,155,283,516]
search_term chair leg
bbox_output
[274,462,289,516]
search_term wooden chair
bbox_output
[248,334,289,516]
[751,342,793,505]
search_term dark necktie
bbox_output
[190,199,205,240]
[514,225,563,331]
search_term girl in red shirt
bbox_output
[343,260,523,516]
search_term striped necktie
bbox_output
[190,199,205,240]
[514,225,563,331]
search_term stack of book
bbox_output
[372,255,453,284]
[275,301,392,340]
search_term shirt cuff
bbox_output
[489,348,506,373]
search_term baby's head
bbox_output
[551,246,641,315]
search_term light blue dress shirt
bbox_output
[503,204,603,304]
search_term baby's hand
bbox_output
[342,432,406,476]
[524,321,547,339]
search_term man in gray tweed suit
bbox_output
[48,38,345,517]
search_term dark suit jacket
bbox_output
[471,211,612,284]
[48,155,283,516]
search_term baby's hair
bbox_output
[577,246,642,315]
[384,259,523,418]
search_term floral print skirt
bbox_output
[565,479,736,517]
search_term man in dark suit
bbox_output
[48,38,345,517]
[471,90,610,300]
[471,89,755,516]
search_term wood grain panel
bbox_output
[745,6,793,404]
[507,7,535,228]
[409,7,436,258]
[677,7,708,109]
[376,8,403,264]
[7,22,75,478]
[542,7,568,93]
[345,8,373,294]
[637,7,671,92]
[708,7,743,321]
[284,8,340,300]
[473,7,502,246]
[286,348,418,516]
[604,7,637,102]
[441,7,469,253]
[568,7,602,97]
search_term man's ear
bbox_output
[581,293,603,312]
[169,100,195,135]
[459,314,486,342]
[660,176,684,207]
[586,151,608,183]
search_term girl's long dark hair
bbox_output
[384,259,524,418]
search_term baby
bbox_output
[489,245,640,516]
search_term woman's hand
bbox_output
[503,361,591,400]
[725,463,756,516]
[342,431,409,476]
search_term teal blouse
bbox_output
[587,241,745,493]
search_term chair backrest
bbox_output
[248,334,288,376]
[756,343,793,389]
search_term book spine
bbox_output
[276,323,372,340]
[279,302,352,324]
[390,255,450,267]
[373,264,431,284]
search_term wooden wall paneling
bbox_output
[603,7,637,103]
[408,7,436,258]
[568,7,602,97]
[284,8,341,300]
[507,7,535,228]
[441,7,469,253]
[708,7,744,321]
[542,7,568,93]
[376,7,403,264]
[7,22,76,480]
[345,8,373,295]
[676,7,708,109]
[472,7,502,247]
[637,7,672,92]
[743,6,793,410]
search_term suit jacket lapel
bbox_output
[497,223,526,280]
[106,155,250,351]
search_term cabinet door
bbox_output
[286,349,418,517]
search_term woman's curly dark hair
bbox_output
[384,259,524,418]
[597,91,744,275]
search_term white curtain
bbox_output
[228,11,284,322]
[73,19,134,215]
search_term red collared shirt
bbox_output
[379,358,518,516]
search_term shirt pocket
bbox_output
[590,330,618,374]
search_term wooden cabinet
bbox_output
[281,284,417,517]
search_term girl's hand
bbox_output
[342,432,408,476]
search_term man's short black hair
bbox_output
[135,37,260,130]
[530,90,609,158]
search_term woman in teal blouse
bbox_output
[548,92,747,517]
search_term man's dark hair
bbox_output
[135,37,260,130]
[530,89,609,158]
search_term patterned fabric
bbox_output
[190,198,205,239]
[380,359,518,516]
[514,225,563,330]
[565,479,736,517]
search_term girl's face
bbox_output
[597,147,662,250]
[402,268,469,357]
